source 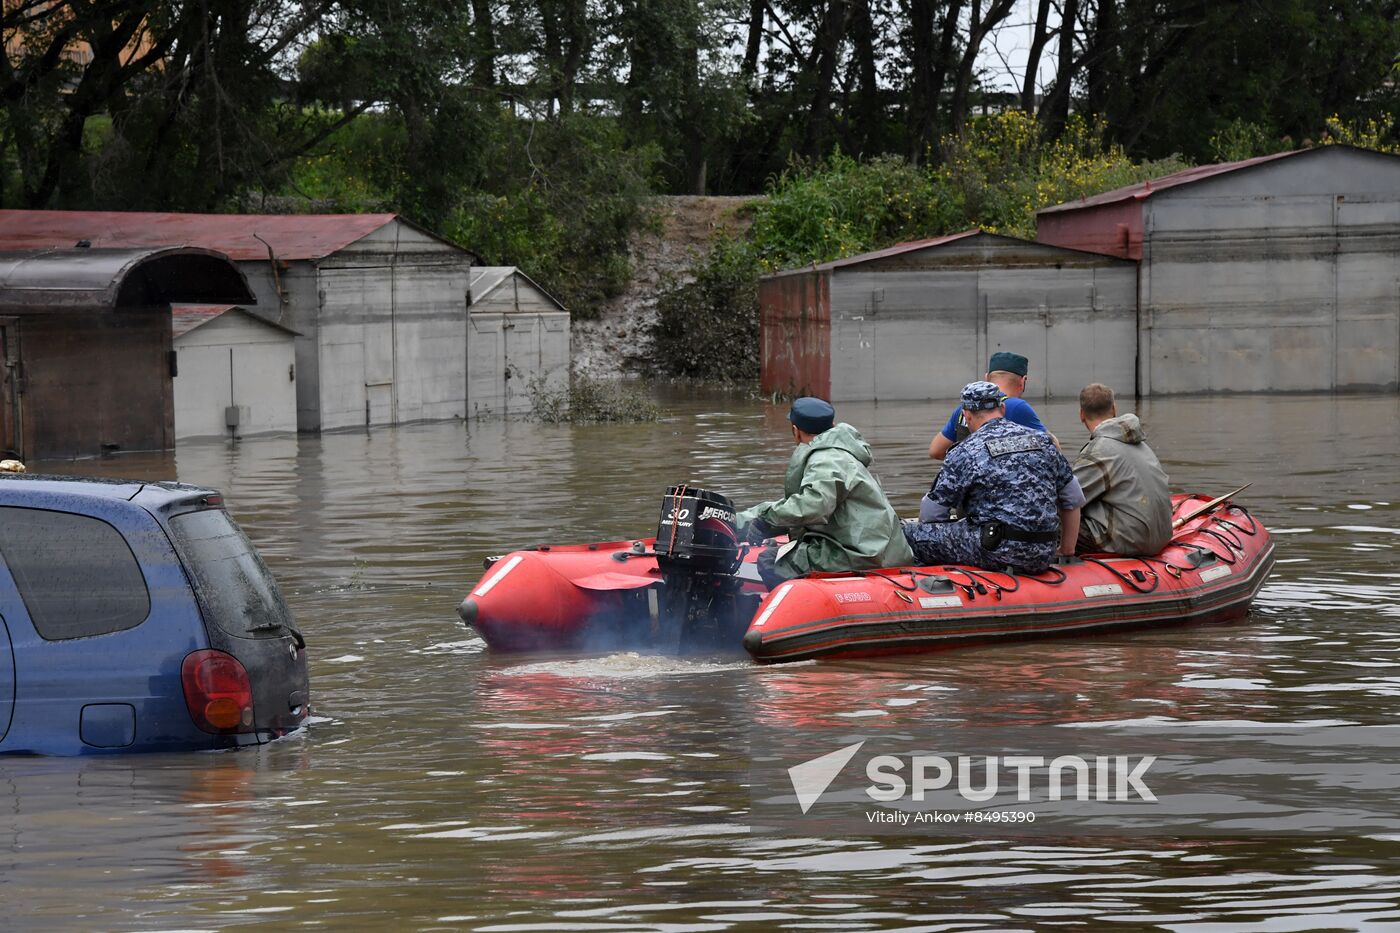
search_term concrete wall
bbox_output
[314,256,471,431]
[236,263,321,429]
[173,312,297,440]
[1140,148,1400,394]
[468,275,569,417]
[236,220,473,432]
[825,236,1138,402]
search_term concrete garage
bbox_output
[0,211,477,431]
[172,305,299,440]
[759,230,1138,402]
[468,267,570,417]
[1037,145,1400,394]
[0,247,255,460]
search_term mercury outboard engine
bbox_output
[654,485,751,650]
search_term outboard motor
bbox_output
[654,485,751,650]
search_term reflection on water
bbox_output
[4,391,1399,929]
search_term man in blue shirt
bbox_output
[905,381,1084,574]
[927,351,1058,460]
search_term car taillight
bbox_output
[182,650,255,734]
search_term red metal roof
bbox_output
[821,229,984,269]
[1038,149,1307,215]
[171,304,300,339]
[0,210,406,260]
[763,230,985,279]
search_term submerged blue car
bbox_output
[0,475,308,755]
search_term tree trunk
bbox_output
[801,0,850,158]
[949,0,1015,134]
[849,0,881,154]
[1083,0,1117,118]
[558,0,589,115]
[741,0,764,81]
[470,0,497,88]
[1038,0,1080,137]
[1020,0,1053,113]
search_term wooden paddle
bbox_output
[1172,482,1252,529]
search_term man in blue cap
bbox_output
[905,381,1084,574]
[927,351,1058,460]
[738,397,914,589]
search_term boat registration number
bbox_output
[918,595,962,609]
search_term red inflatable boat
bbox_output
[457,491,1274,664]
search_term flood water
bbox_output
[6,391,1400,930]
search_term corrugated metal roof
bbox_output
[759,228,1126,279]
[470,266,514,302]
[762,230,984,279]
[1038,149,1312,215]
[469,265,568,312]
[172,304,300,339]
[0,247,256,309]
[0,210,466,261]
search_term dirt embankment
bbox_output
[572,195,759,381]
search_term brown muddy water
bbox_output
[5,391,1400,931]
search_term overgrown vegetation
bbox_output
[527,374,663,424]
[651,236,761,383]
[650,112,1188,381]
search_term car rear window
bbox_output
[168,509,296,640]
[0,507,151,640]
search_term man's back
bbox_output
[1073,414,1172,556]
[937,419,1070,533]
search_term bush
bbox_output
[748,152,958,272]
[936,112,1191,240]
[527,374,663,424]
[441,113,661,318]
[650,236,761,382]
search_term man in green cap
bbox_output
[927,351,1059,461]
[738,397,915,589]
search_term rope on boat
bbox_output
[1140,556,1188,579]
[1213,507,1258,538]
[938,566,1020,600]
[666,483,687,556]
[1200,526,1244,556]
[1018,565,1068,586]
[1080,556,1161,594]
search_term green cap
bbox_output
[988,351,1029,376]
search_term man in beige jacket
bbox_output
[1073,384,1173,556]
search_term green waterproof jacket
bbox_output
[737,422,916,579]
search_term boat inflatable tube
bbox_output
[458,494,1274,664]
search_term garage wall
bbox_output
[174,313,296,439]
[1141,149,1400,394]
[237,263,321,431]
[759,271,831,399]
[313,255,471,431]
[18,311,171,460]
[468,310,570,416]
[825,235,1137,402]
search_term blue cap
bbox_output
[988,351,1029,376]
[789,397,835,434]
[961,381,1006,412]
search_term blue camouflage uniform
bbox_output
[905,383,1084,574]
